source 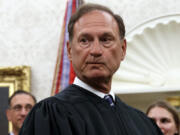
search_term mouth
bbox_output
[86,62,105,70]
[18,118,25,123]
[86,61,104,65]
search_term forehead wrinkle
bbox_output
[78,20,110,27]
[73,10,120,41]
[77,10,115,26]
[11,94,34,107]
[77,29,115,39]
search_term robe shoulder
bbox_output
[19,85,163,135]
[115,97,162,134]
[19,85,87,135]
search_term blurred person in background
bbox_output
[146,100,180,135]
[6,90,36,135]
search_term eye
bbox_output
[100,35,114,47]
[25,104,33,111]
[79,35,89,43]
[80,37,88,43]
[79,37,90,47]
[161,118,170,123]
[12,105,22,111]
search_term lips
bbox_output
[18,117,26,123]
[86,61,104,64]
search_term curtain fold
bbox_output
[51,0,84,95]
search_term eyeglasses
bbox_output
[10,104,33,112]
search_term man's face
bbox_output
[6,94,35,131]
[68,10,126,89]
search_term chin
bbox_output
[80,70,110,81]
[87,74,109,81]
[17,124,23,130]
[18,121,24,127]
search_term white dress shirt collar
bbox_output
[73,77,115,101]
[9,132,14,135]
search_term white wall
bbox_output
[1,0,180,101]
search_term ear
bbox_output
[121,39,127,60]
[6,109,12,121]
[67,41,72,61]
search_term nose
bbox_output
[90,39,102,57]
[156,121,162,128]
[20,107,29,116]
[156,121,165,133]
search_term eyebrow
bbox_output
[101,32,114,37]
[79,33,92,37]
[78,32,114,38]
[12,103,33,107]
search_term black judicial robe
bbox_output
[19,84,163,135]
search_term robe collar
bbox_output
[73,77,115,101]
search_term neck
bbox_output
[13,127,19,135]
[83,77,112,94]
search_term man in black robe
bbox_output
[19,3,163,135]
